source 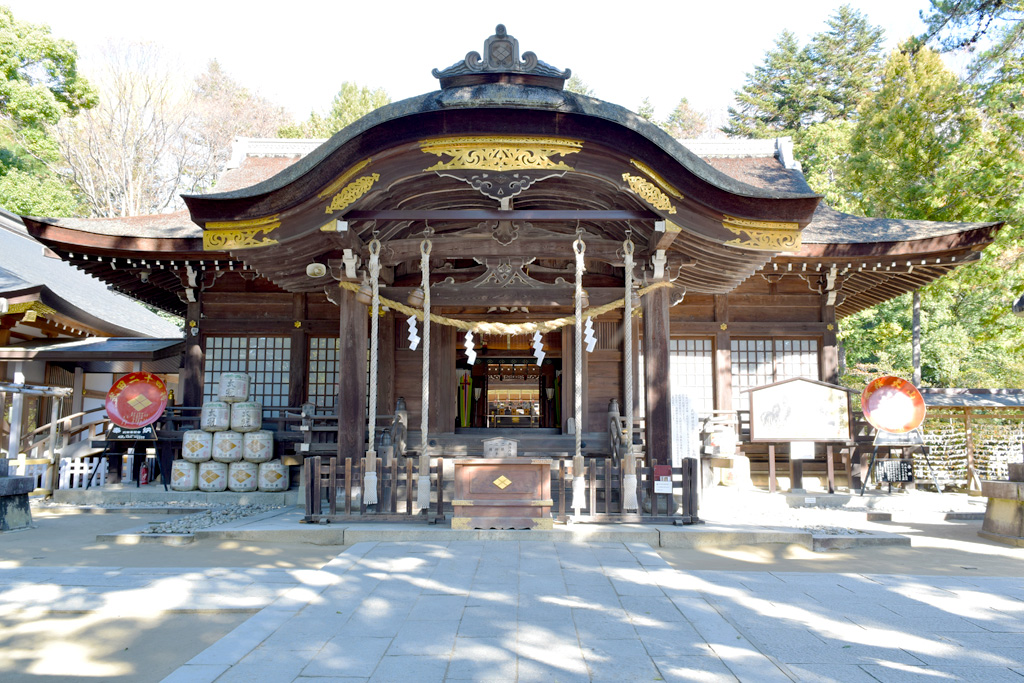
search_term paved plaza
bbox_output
[2,520,1023,682]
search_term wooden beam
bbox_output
[346,210,654,222]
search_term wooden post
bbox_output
[912,290,922,387]
[182,300,204,407]
[713,295,732,413]
[642,285,672,466]
[789,454,803,492]
[826,444,835,494]
[71,368,84,425]
[7,363,26,458]
[289,294,308,408]
[821,299,839,384]
[768,444,777,494]
[337,287,367,462]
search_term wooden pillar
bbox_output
[182,299,204,407]
[912,290,922,387]
[713,295,732,412]
[643,286,672,466]
[428,323,456,434]
[377,310,395,418]
[289,294,309,408]
[821,297,839,384]
[337,287,367,461]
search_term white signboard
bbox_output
[749,378,852,443]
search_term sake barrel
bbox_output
[197,460,227,492]
[230,401,262,433]
[258,460,288,492]
[170,460,197,491]
[228,460,258,492]
[181,430,212,463]
[200,401,231,432]
[212,430,243,462]
[217,373,250,403]
[243,430,274,463]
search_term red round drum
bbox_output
[861,376,926,434]
[105,372,168,428]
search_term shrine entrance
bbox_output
[460,358,560,430]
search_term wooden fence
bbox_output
[303,454,699,525]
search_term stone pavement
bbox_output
[134,539,1024,683]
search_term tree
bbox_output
[725,7,886,137]
[565,75,595,97]
[662,98,708,138]
[793,119,857,212]
[280,82,390,138]
[50,47,292,217]
[808,5,886,121]
[636,97,655,121]
[186,60,293,192]
[836,44,1024,387]
[725,31,815,137]
[920,0,1024,67]
[0,6,95,215]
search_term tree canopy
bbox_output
[725,5,886,137]
[280,82,390,138]
[0,6,95,216]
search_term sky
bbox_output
[6,0,939,123]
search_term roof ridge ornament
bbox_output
[432,24,571,90]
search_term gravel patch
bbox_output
[142,504,284,534]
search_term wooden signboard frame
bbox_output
[746,378,855,494]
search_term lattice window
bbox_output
[308,337,339,409]
[203,337,291,412]
[731,338,819,411]
[669,338,714,416]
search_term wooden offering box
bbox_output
[452,458,553,530]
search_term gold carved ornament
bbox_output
[722,215,802,252]
[629,160,685,200]
[419,136,582,172]
[317,158,372,199]
[621,173,677,214]
[325,173,381,215]
[203,215,281,251]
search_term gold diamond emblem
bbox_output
[202,471,220,483]
[265,471,283,482]
[493,475,512,490]
[186,440,203,453]
[128,394,152,411]
[218,441,236,453]
[233,471,252,483]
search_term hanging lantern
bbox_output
[407,287,425,308]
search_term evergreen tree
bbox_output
[662,98,708,138]
[281,82,390,138]
[636,97,655,121]
[808,5,886,121]
[724,30,814,137]
[565,75,595,97]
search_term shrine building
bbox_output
[19,26,1002,515]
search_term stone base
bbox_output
[980,479,1024,546]
[0,475,35,531]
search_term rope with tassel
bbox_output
[416,237,432,512]
[571,236,586,518]
[362,238,381,506]
[621,237,639,513]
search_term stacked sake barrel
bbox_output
[174,373,286,493]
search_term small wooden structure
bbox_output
[452,458,552,529]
